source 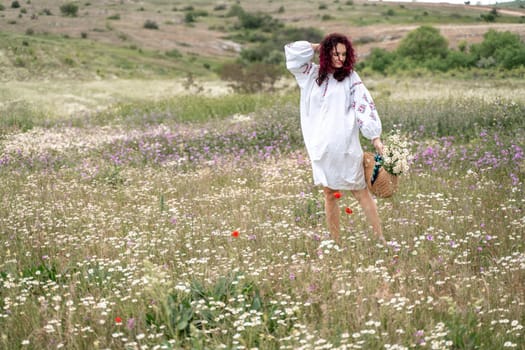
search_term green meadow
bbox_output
[1,0,524,349]
[1,77,524,349]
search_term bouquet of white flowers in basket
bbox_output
[380,131,411,175]
[363,131,411,198]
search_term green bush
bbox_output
[143,20,159,29]
[225,4,245,18]
[165,48,182,58]
[184,12,194,23]
[363,48,396,74]
[274,26,323,46]
[442,50,476,69]
[362,27,525,73]
[470,29,525,69]
[11,1,20,9]
[238,25,323,65]
[480,13,496,22]
[184,9,208,23]
[397,25,448,61]
[228,6,322,65]
[499,46,525,69]
[240,43,282,64]
[214,4,227,11]
[236,11,283,32]
[60,3,78,17]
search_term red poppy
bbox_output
[334,192,342,199]
[231,230,240,238]
[115,316,122,324]
[345,207,353,214]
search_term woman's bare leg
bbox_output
[323,187,340,243]
[351,188,385,242]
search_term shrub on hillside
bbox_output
[237,11,283,32]
[166,49,182,58]
[362,48,396,74]
[274,27,323,47]
[441,50,476,69]
[225,4,245,18]
[397,25,448,61]
[227,6,322,66]
[60,3,78,17]
[470,29,525,68]
[144,20,159,29]
[184,9,208,23]
[480,13,496,22]
[11,1,20,9]
[498,46,525,69]
[238,25,323,65]
[214,4,227,11]
[360,26,525,73]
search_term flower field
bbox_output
[0,82,524,350]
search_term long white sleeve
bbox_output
[284,41,316,89]
[350,72,382,140]
[285,41,314,71]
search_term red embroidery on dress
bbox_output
[357,104,366,113]
[349,81,362,97]
[302,63,313,75]
[350,81,363,89]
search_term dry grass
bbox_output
[0,78,231,119]
[2,76,524,121]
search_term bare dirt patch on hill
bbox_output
[1,0,524,59]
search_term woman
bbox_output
[284,33,385,243]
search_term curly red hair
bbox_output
[316,33,356,86]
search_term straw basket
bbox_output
[363,152,399,198]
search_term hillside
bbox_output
[1,0,524,80]
[1,0,524,118]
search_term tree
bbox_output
[396,25,448,61]
[219,62,282,93]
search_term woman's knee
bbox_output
[351,188,368,200]
[323,187,338,201]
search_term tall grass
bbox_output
[90,92,299,126]
[0,82,524,349]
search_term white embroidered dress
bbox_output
[285,40,382,190]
